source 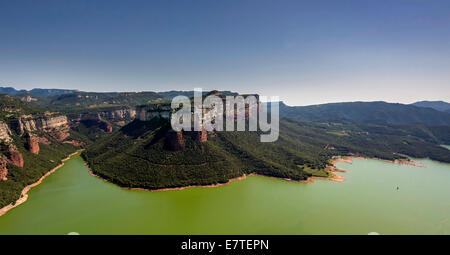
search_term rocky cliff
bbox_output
[189,126,208,142]
[0,121,24,172]
[0,154,7,181]
[97,108,136,121]
[165,131,185,151]
[70,108,136,127]
[0,121,13,144]
[26,134,40,154]
[11,115,69,135]
[6,144,24,168]
[136,104,172,121]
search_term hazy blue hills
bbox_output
[158,90,238,99]
[2,86,450,126]
[0,87,78,97]
[277,101,450,126]
[411,101,450,113]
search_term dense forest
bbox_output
[83,115,450,190]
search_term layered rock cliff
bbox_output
[136,104,172,121]
[97,108,136,121]
[10,115,69,135]
[70,108,136,128]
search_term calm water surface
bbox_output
[1,152,450,235]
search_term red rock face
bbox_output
[165,131,185,151]
[27,136,40,154]
[190,126,207,142]
[7,150,24,168]
[0,154,7,181]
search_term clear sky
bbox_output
[0,0,449,106]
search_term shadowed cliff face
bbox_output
[136,104,172,121]
[189,126,208,142]
[165,131,185,151]
[26,134,40,155]
[70,113,113,133]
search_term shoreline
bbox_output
[88,169,249,192]
[87,163,346,193]
[0,150,83,217]
[332,156,426,168]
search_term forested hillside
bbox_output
[83,115,450,191]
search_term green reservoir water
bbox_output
[1,152,450,235]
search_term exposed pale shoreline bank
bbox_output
[332,156,426,168]
[0,150,83,217]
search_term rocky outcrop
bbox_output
[189,126,207,142]
[71,109,136,126]
[26,134,40,154]
[136,104,172,121]
[0,122,23,170]
[163,126,208,152]
[11,115,69,135]
[99,120,113,133]
[97,109,136,121]
[0,121,13,144]
[0,154,7,181]
[20,95,38,103]
[165,131,185,151]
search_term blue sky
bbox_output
[0,0,449,105]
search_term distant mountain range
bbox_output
[2,86,449,126]
[271,101,450,126]
[0,87,78,97]
[411,101,450,113]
